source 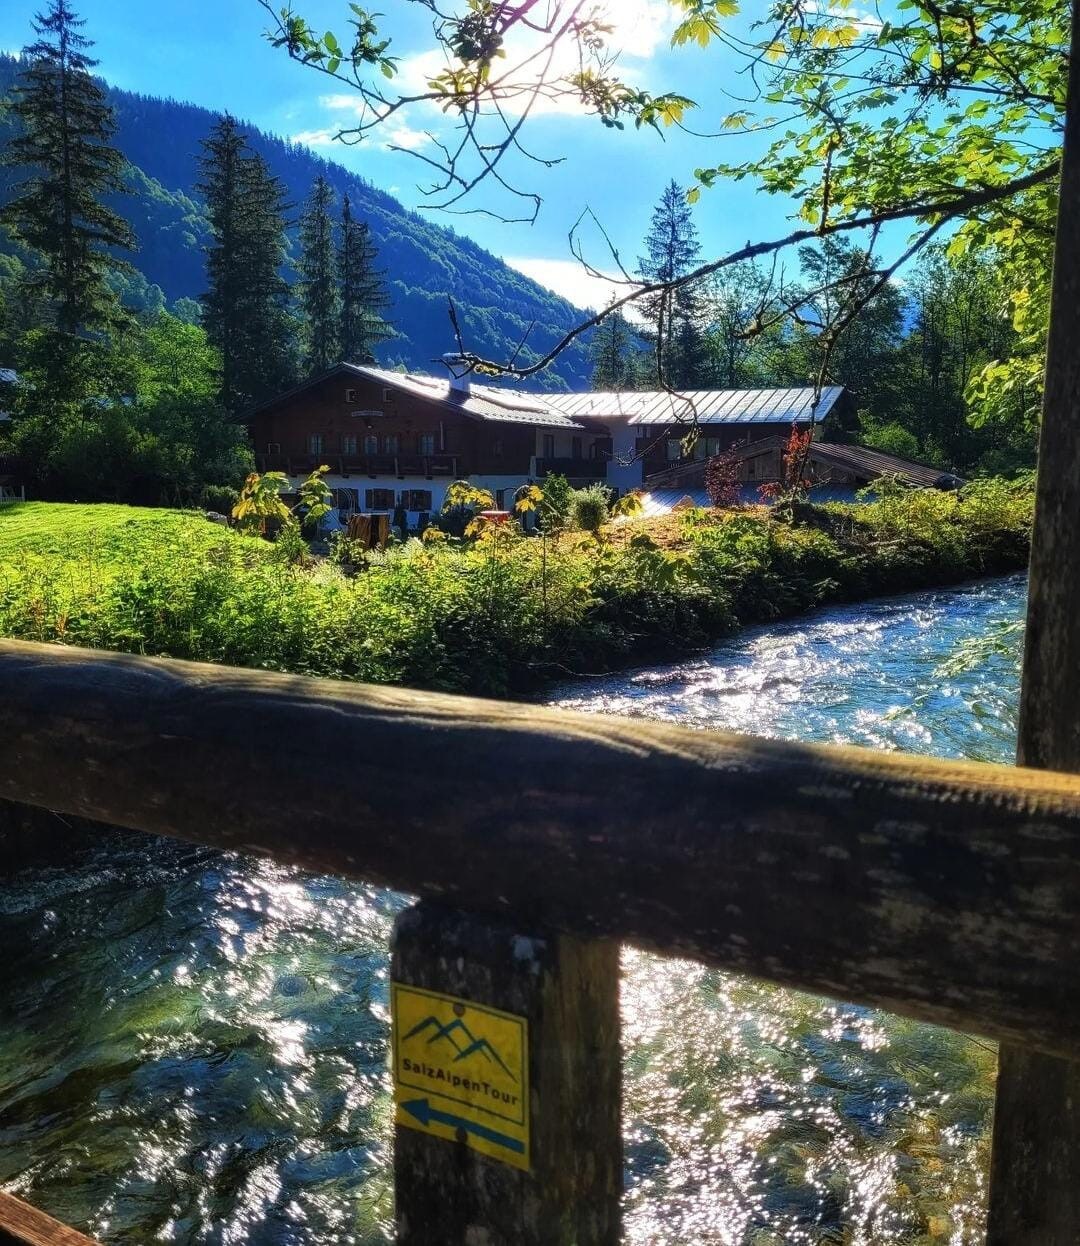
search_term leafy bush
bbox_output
[570,483,611,534]
[0,482,1033,697]
[539,473,572,532]
[199,484,238,514]
[863,420,922,462]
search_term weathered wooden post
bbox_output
[390,901,622,1245]
[987,2,1080,1241]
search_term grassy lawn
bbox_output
[0,486,1033,695]
[0,501,241,561]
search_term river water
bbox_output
[0,574,1027,1245]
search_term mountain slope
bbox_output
[0,55,593,389]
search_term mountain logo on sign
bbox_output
[402,1014,517,1081]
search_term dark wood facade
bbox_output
[246,369,603,483]
[637,423,802,479]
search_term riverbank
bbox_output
[0,478,1032,696]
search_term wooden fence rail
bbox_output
[4,637,1080,1061]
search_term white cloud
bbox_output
[505,256,643,316]
[291,128,338,148]
[293,0,675,153]
[600,0,679,59]
[804,1,883,29]
[300,96,434,151]
[319,93,366,117]
[382,121,434,151]
[392,0,676,121]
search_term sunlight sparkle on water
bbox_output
[0,576,1024,1243]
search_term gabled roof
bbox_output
[248,362,586,430]
[644,435,960,493]
[724,435,959,489]
[542,385,847,426]
[798,439,962,489]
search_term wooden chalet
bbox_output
[245,362,611,527]
[247,369,871,523]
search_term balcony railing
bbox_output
[255,453,459,479]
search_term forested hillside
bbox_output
[0,54,592,388]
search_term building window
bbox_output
[364,433,379,455]
[666,439,683,462]
[403,489,433,510]
[308,434,324,455]
[495,489,506,510]
[571,437,582,459]
[492,437,504,458]
[365,488,395,510]
[334,487,359,515]
[542,434,556,459]
[418,433,436,456]
[342,434,358,455]
[383,434,399,454]
[346,388,357,403]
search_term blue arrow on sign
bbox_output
[400,1098,525,1156]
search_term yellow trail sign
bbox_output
[392,983,530,1171]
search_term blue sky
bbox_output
[0,0,802,311]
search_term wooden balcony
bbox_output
[255,453,459,479]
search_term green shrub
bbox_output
[0,483,1033,697]
[570,483,611,534]
[199,484,239,514]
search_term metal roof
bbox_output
[0,369,16,386]
[542,385,847,426]
[247,362,585,430]
[802,440,961,489]
[248,367,851,434]
[346,365,586,429]
[719,434,959,489]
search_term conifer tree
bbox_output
[638,180,702,388]
[198,117,295,411]
[238,150,296,400]
[0,0,135,343]
[590,301,638,390]
[339,194,391,364]
[298,176,340,373]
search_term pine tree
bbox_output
[637,180,702,388]
[197,116,246,411]
[199,117,295,412]
[0,0,135,342]
[590,301,637,390]
[298,176,340,373]
[237,151,296,401]
[339,194,392,364]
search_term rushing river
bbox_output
[0,574,1027,1245]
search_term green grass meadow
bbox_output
[0,482,1033,697]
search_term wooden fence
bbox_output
[1,639,1080,1242]
[4,0,1080,1240]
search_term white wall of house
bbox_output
[606,422,644,493]
[533,429,595,459]
[315,471,543,529]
